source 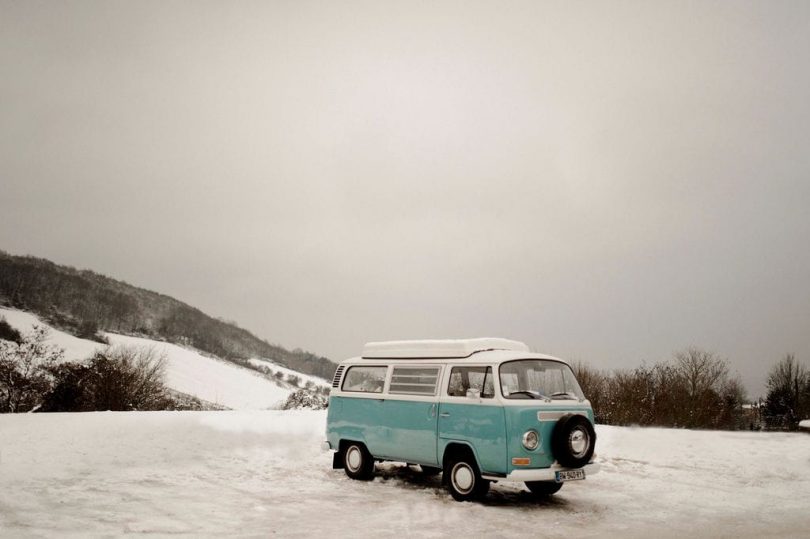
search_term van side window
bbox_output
[389,367,440,396]
[448,367,494,398]
[342,366,387,393]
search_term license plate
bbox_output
[555,469,585,483]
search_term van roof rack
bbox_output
[361,338,529,359]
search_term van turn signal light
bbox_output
[511,457,531,466]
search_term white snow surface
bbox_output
[0,308,293,409]
[1,412,809,538]
[799,419,810,429]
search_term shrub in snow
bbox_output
[76,319,109,345]
[0,325,63,412]
[42,362,93,412]
[0,315,22,344]
[41,345,172,412]
[280,389,328,410]
[164,390,229,411]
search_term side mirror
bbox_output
[466,388,481,400]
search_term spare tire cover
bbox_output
[551,414,596,468]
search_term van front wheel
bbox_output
[445,457,489,501]
[343,443,375,481]
[525,481,563,497]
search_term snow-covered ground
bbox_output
[0,308,295,409]
[1,412,808,538]
[800,419,810,430]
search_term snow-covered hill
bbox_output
[0,412,808,537]
[0,308,308,409]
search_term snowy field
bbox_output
[0,308,307,409]
[1,412,809,538]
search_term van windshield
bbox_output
[499,360,584,400]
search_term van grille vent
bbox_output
[332,366,345,388]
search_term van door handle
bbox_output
[439,412,450,417]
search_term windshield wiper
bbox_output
[550,391,577,400]
[509,390,551,401]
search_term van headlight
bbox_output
[522,430,539,450]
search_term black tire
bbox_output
[551,414,596,468]
[419,465,442,476]
[444,454,490,502]
[343,442,375,481]
[525,481,563,497]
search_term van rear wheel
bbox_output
[525,481,563,497]
[343,443,375,481]
[444,456,489,501]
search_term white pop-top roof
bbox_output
[361,338,530,359]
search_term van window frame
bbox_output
[444,364,496,400]
[498,358,583,400]
[340,365,389,394]
[387,364,442,397]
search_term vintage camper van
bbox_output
[323,338,599,501]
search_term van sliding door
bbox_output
[377,366,441,466]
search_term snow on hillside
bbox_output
[1,412,809,538]
[248,357,330,388]
[0,308,295,409]
[104,334,291,409]
[1,308,101,361]
[800,419,810,429]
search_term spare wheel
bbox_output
[551,414,596,468]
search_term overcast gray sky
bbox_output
[2,1,809,396]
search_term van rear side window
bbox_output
[389,367,440,395]
[342,366,386,393]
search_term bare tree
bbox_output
[674,348,729,428]
[764,354,809,430]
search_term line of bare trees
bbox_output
[573,348,747,430]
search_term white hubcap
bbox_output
[452,463,474,494]
[346,447,362,471]
[570,429,588,457]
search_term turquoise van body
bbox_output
[327,398,595,476]
[324,339,599,499]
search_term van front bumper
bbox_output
[483,462,601,483]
